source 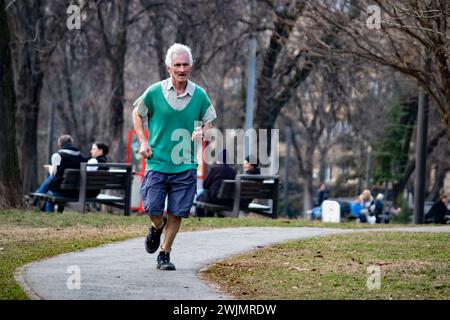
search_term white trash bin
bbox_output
[322,200,341,223]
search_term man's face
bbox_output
[167,52,192,84]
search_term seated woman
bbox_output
[195,149,236,217]
[243,155,260,175]
[240,154,261,208]
[87,142,109,171]
[86,142,109,198]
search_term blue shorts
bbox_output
[140,169,197,218]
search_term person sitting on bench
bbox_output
[34,134,87,212]
[243,154,260,175]
[195,149,236,217]
[86,142,109,198]
[425,195,449,224]
[86,142,109,171]
[240,154,261,209]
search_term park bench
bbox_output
[30,163,133,215]
[194,174,279,218]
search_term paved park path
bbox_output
[15,225,450,300]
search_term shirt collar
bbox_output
[166,78,195,97]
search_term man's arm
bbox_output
[132,108,152,159]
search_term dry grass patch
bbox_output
[201,232,450,300]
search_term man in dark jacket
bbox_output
[425,195,449,224]
[195,149,236,217]
[45,135,87,212]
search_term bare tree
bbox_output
[308,0,450,138]
[95,0,131,161]
[254,0,310,132]
[285,64,345,213]
[7,1,76,192]
[0,0,22,208]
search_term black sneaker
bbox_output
[145,215,167,254]
[157,251,176,270]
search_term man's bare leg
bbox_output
[161,214,181,252]
[150,215,164,230]
[145,214,166,254]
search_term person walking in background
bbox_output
[132,43,216,271]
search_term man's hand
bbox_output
[192,126,203,141]
[139,142,153,159]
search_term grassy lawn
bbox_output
[201,232,450,299]
[0,209,420,300]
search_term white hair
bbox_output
[165,43,193,67]
[376,193,384,201]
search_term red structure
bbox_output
[126,129,148,213]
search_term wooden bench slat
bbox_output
[195,174,279,218]
[31,163,132,215]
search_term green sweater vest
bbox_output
[142,81,211,173]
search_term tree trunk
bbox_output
[254,9,295,132]
[391,127,446,205]
[215,63,227,132]
[302,171,314,215]
[108,61,126,161]
[62,41,79,139]
[9,1,47,194]
[318,146,328,183]
[14,42,43,193]
[153,15,167,80]
[301,143,316,215]
[0,0,22,207]
[97,0,130,162]
[427,163,449,201]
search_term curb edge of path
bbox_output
[11,238,141,301]
[14,264,43,300]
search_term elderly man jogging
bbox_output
[132,43,216,270]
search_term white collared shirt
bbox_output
[134,78,217,125]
